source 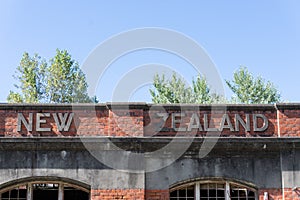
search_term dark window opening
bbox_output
[170,181,256,200]
[1,183,89,200]
[33,183,58,200]
[1,185,27,200]
[170,185,195,200]
[64,186,89,200]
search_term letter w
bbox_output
[53,113,74,131]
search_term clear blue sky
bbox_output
[1,1,300,103]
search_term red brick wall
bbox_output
[2,104,300,137]
[277,109,300,137]
[90,188,300,200]
[283,188,300,200]
[144,110,277,137]
[1,107,143,137]
[145,190,169,200]
[91,189,145,200]
[259,189,283,200]
[259,188,300,200]
[90,189,169,200]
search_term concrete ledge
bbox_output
[275,103,300,110]
[147,104,276,111]
[4,102,300,111]
[0,137,299,151]
[0,103,279,111]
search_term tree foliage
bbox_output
[225,67,281,104]
[7,49,96,103]
[150,73,223,104]
[151,67,281,104]
[46,50,92,103]
[7,53,46,103]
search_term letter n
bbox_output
[17,113,33,131]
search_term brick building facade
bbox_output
[0,103,299,200]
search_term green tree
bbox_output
[226,66,281,104]
[7,91,23,103]
[7,49,96,103]
[192,75,215,104]
[150,73,223,103]
[46,49,92,103]
[7,53,46,103]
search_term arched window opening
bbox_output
[170,181,256,200]
[170,184,195,199]
[230,183,255,200]
[0,182,89,200]
[63,184,89,200]
[32,183,59,200]
[1,185,27,200]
